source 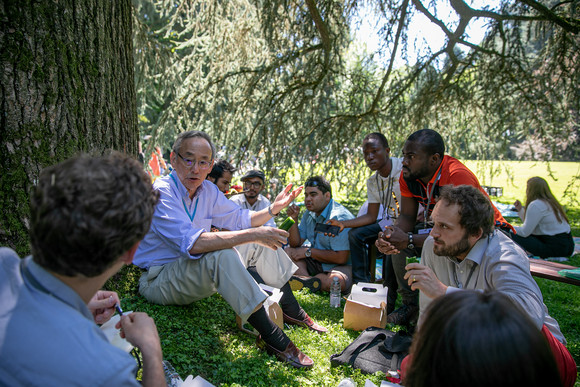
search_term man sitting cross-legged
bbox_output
[285,176,355,293]
[207,163,327,334]
[135,130,317,368]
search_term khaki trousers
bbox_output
[139,248,268,320]
[234,243,298,289]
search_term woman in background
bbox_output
[404,291,562,387]
[511,176,573,258]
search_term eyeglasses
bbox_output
[244,181,263,189]
[305,181,319,188]
[177,153,212,170]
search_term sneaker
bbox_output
[387,304,419,326]
[289,275,321,293]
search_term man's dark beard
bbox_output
[433,233,471,258]
[404,162,431,181]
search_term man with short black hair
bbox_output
[207,159,236,194]
[285,176,355,292]
[0,153,164,386]
[399,185,576,387]
[377,128,512,326]
[231,170,276,227]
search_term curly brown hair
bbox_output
[438,185,495,237]
[30,152,159,277]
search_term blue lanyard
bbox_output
[183,197,199,222]
[170,174,199,222]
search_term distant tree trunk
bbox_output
[0,0,137,255]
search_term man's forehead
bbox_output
[304,186,324,195]
[245,177,263,184]
[180,137,213,158]
[433,200,461,223]
[403,140,424,154]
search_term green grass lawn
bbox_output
[462,160,580,207]
[105,161,580,386]
[107,241,580,386]
[108,254,580,386]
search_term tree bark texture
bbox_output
[0,0,137,255]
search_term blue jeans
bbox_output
[348,222,419,308]
[348,222,382,283]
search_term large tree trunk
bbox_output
[0,0,137,255]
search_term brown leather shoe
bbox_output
[256,336,314,369]
[283,313,328,334]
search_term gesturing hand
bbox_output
[286,204,301,221]
[271,184,303,214]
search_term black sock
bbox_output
[247,306,290,351]
[247,266,265,287]
[279,282,306,321]
[247,266,307,321]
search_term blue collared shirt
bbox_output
[134,171,253,268]
[0,248,138,386]
[298,199,354,271]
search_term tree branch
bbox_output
[370,0,409,112]
[517,0,579,33]
[305,0,332,68]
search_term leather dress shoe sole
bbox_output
[289,276,321,293]
[256,336,314,369]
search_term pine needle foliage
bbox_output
[133,0,579,190]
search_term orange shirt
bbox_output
[399,155,511,228]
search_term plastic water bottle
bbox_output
[330,277,341,308]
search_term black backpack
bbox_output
[330,327,413,375]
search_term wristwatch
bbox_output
[305,247,312,258]
[407,232,415,250]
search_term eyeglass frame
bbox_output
[177,152,212,170]
[243,180,264,189]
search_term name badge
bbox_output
[378,217,393,230]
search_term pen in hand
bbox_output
[115,303,124,316]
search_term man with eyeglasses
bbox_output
[230,170,276,227]
[134,131,316,369]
